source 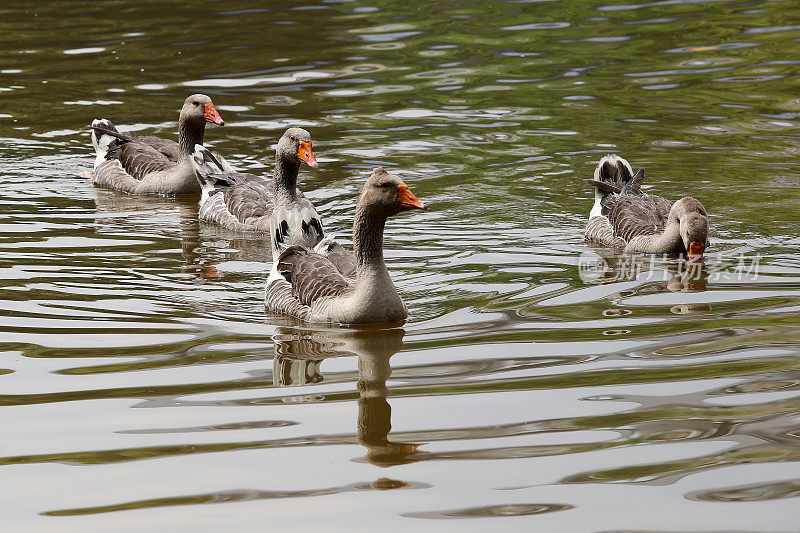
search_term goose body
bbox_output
[89,94,224,195]
[265,167,425,324]
[190,128,323,250]
[584,155,708,257]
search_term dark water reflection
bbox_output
[1,0,800,531]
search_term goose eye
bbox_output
[193,101,199,106]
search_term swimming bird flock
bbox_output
[86,94,708,324]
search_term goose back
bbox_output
[198,173,276,232]
[604,193,673,242]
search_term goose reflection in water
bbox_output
[92,188,275,280]
[272,326,422,470]
[582,246,709,293]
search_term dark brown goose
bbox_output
[89,94,224,195]
[265,167,425,324]
[584,155,709,258]
[190,128,323,252]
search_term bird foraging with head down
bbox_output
[584,155,708,259]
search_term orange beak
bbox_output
[203,103,225,126]
[688,242,705,260]
[296,140,318,169]
[397,183,425,211]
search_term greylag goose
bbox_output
[190,128,323,249]
[584,155,709,258]
[265,167,425,324]
[89,94,224,195]
[190,127,320,236]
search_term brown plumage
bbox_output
[89,94,224,195]
[584,155,709,257]
[277,247,352,305]
[191,128,323,245]
[265,167,426,324]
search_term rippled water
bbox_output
[1,1,800,531]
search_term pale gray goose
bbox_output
[584,155,709,258]
[190,128,323,251]
[89,94,224,195]
[265,167,425,324]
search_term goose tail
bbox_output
[90,119,127,169]
[585,154,635,218]
[190,144,236,188]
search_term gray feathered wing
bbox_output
[277,247,353,306]
[224,176,276,221]
[137,135,181,162]
[603,193,673,241]
[314,238,357,279]
[110,142,175,181]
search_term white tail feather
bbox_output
[191,145,237,207]
[593,154,632,182]
[191,144,235,179]
[91,119,117,169]
[269,206,325,262]
[589,154,634,218]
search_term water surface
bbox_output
[1,1,800,531]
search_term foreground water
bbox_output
[1,1,799,531]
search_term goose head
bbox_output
[671,197,708,259]
[180,94,224,127]
[277,127,318,169]
[359,167,426,217]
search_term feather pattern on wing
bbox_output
[92,160,143,192]
[264,267,311,320]
[277,246,353,306]
[314,236,357,278]
[585,216,626,248]
[136,135,181,162]
[603,193,673,242]
[91,124,181,167]
[110,142,174,181]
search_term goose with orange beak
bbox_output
[265,167,426,324]
[89,94,224,195]
[585,155,709,259]
[190,127,325,250]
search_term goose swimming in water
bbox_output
[265,167,425,324]
[584,155,708,258]
[190,128,324,255]
[89,94,225,195]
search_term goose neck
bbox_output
[353,207,387,273]
[178,118,206,158]
[274,156,300,204]
[648,219,682,253]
